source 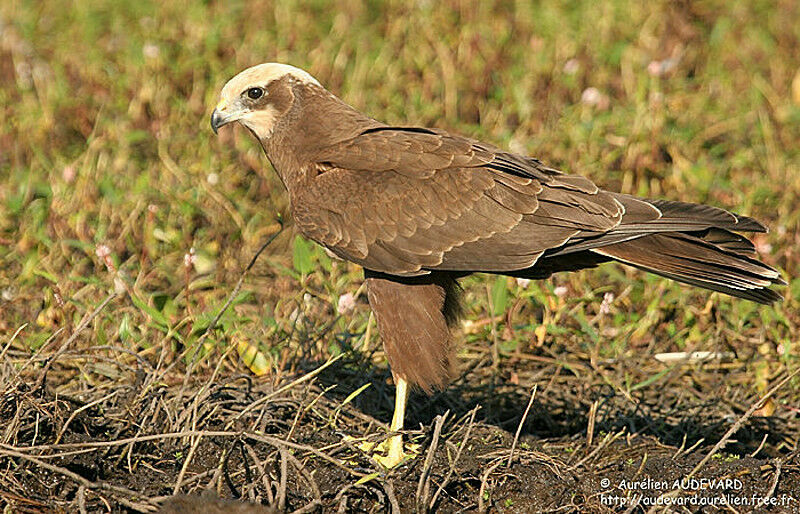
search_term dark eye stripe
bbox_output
[246,87,264,100]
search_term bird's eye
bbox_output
[246,87,264,100]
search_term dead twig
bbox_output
[285,451,322,505]
[172,431,204,495]
[765,458,782,500]
[477,459,504,513]
[0,323,27,362]
[749,433,769,459]
[201,221,283,348]
[384,478,401,514]
[242,443,275,504]
[507,385,537,468]
[278,445,288,511]
[416,412,447,513]
[429,406,478,510]
[55,390,119,445]
[290,499,323,514]
[569,428,627,470]
[586,398,598,448]
[77,485,87,514]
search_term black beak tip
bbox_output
[210,110,220,135]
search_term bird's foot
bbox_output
[353,433,419,468]
[371,433,419,468]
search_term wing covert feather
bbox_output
[293,128,624,275]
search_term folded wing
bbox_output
[292,127,783,303]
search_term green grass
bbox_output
[1,0,798,394]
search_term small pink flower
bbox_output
[553,286,568,298]
[599,292,615,315]
[183,248,197,269]
[755,241,773,254]
[62,165,76,183]
[95,244,111,259]
[563,59,580,75]
[647,58,678,77]
[516,278,531,288]
[337,292,356,314]
[143,42,160,60]
[95,244,115,271]
[581,87,609,110]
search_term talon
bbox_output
[373,433,418,468]
[372,376,418,468]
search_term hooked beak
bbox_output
[211,108,231,134]
[210,101,242,134]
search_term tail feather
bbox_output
[649,199,767,233]
[692,228,757,256]
[611,196,767,234]
[592,232,784,304]
[524,195,783,303]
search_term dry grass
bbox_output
[1,0,799,512]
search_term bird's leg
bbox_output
[364,273,458,468]
[386,375,408,466]
[373,375,412,468]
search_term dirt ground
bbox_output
[1,336,797,513]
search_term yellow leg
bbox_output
[374,376,412,468]
[386,376,408,465]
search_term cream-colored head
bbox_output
[211,63,321,139]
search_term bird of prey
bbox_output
[211,63,784,467]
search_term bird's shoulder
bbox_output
[309,125,577,184]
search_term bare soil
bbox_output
[1,343,797,513]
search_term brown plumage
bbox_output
[212,63,784,466]
[365,270,462,393]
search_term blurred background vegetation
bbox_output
[1,0,798,399]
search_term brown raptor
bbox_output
[211,63,784,467]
